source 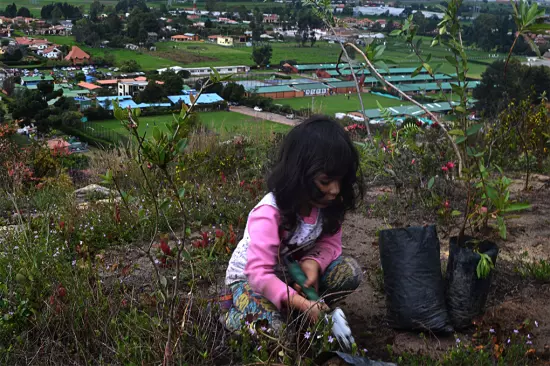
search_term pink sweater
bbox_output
[243,204,342,310]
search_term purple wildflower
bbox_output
[513,329,519,334]
[489,328,495,333]
[304,331,311,340]
[249,328,256,335]
[328,336,334,344]
[526,341,532,345]
[507,338,511,344]
[363,348,368,353]
[535,321,539,328]
[245,321,250,326]
[260,326,267,332]
[257,345,262,351]
[527,334,531,339]
[456,338,461,344]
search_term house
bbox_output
[208,35,222,42]
[77,81,101,91]
[171,33,200,42]
[158,65,250,76]
[38,45,62,59]
[64,46,90,65]
[217,36,233,47]
[59,20,73,33]
[21,75,54,87]
[375,19,387,28]
[36,25,68,36]
[118,80,148,96]
[125,43,139,50]
[263,14,279,23]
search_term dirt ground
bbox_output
[339,176,550,363]
[98,176,550,364]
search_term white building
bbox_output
[118,80,148,96]
[38,46,62,59]
[157,65,250,76]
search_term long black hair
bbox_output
[267,115,363,236]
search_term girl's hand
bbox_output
[288,294,330,323]
[294,259,320,295]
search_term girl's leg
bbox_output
[224,281,283,332]
[318,256,363,305]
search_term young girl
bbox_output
[224,115,364,332]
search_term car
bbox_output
[286,114,294,119]
[254,106,262,112]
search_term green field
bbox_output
[93,111,290,138]
[277,92,410,115]
[35,34,509,78]
[154,41,345,67]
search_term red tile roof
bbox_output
[65,46,90,61]
[96,79,118,85]
[77,81,101,90]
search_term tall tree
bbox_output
[17,7,31,18]
[89,0,104,20]
[251,44,272,67]
[5,3,17,18]
[51,6,64,23]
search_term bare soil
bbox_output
[338,178,550,363]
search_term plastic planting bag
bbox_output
[379,225,453,333]
[446,236,499,329]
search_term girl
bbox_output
[224,115,364,332]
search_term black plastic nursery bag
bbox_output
[379,225,453,333]
[446,236,499,329]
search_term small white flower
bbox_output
[72,260,76,266]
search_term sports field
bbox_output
[277,92,410,115]
[92,111,290,138]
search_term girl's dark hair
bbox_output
[267,115,363,236]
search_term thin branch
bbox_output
[344,42,464,177]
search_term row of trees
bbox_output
[2,3,32,18]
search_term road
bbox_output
[229,106,300,127]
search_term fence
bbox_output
[60,121,130,148]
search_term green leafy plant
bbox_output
[476,252,495,279]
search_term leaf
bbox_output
[502,203,531,212]
[160,276,167,288]
[153,127,161,142]
[455,105,466,113]
[178,188,186,200]
[497,216,507,240]
[445,55,458,67]
[159,198,171,212]
[411,65,423,78]
[390,29,401,36]
[427,176,435,189]
[485,185,499,202]
[455,136,467,144]
[451,210,462,217]
[448,129,464,136]
[466,123,483,136]
[422,62,433,76]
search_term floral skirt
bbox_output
[223,256,363,332]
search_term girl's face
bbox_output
[311,173,341,208]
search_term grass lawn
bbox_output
[155,41,344,67]
[277,92,409,115]
[92,111,290,139]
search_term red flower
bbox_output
[432,122,440,129]
[59,221,65,230]
[392,131,397,137]
[160,239,171,256]
[57,284,67,298]
[215,229,224,238]
[416,121,422,127]
[411,159,416,165]
[239,180,245,187]
[446,161,455,169]
[444,200,450,209]
[220,172,227,184]
[201,232,208,242]
[441,166,449,172]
